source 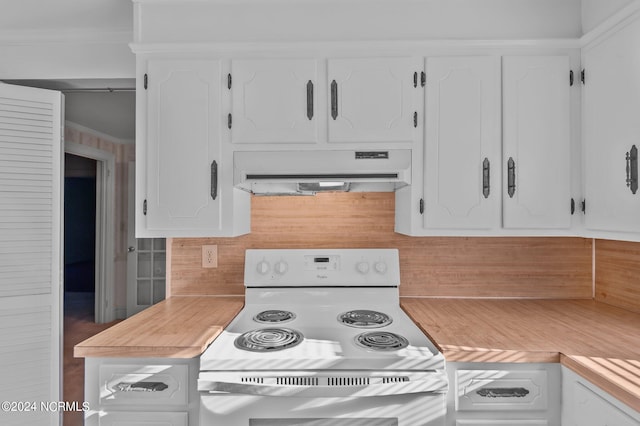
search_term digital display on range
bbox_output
[305,255,339,271]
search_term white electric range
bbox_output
[198,249,447,426]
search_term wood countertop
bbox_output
[400,298,640,412]
[75,296,639,411]
[74,296,244,358]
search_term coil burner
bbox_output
[234,328,303,352]
[253,310,296,324]
[338,310,393,328]
[355,331,409,351]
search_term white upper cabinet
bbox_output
[140,59,249,237]
[583,17,640,235]
[328,57,420,143]
[230,59,319,144]
[423,56,501,230]
[145,59,223,234]
[502,55,572,229]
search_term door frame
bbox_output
[64,140,116,323]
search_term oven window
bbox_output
[250,419,398,426]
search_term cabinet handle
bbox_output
[330,80,338,120]
[507,157,516,198]
[306,80,314,120]
[116,381,169,392]
[476,387,530,398]
[211,160,218,200]
[625,145,638,194]
[482,157,490,199]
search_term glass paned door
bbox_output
[127,161,166,317]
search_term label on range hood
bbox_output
[355,151,389,160]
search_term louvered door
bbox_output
[0,83,63,425]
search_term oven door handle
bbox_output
[198,373,448,398]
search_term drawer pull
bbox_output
[116,381,169,392]
[476,387,530,398]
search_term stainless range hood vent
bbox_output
[234,150,411,196]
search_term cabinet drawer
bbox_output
[456,370,547,412]
[457,421,547,426]
[99,411,187,426]
[99,364,188,406]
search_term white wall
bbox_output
[0,38,134,80]
[581,0,637,33]
[136,0,583,43]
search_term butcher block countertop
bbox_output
[73,296,244,358]
[75,297,639,411]
[400,298,640,412]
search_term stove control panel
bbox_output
[244,249,400,287]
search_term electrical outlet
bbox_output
[202,245,218,268]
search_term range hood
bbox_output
[234,150,411,195]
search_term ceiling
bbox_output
[1,0,135,142]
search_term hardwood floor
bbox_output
[64,292,120,426]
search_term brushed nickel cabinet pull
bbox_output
[482,157,490,199]
[211,160,218,200]
[507,157,516,198]
[330,80,338,120]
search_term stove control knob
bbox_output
[356,261,370,274]
[256,260,270,275]
[274,261,288,275]
[374,261,387,274]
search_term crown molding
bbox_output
[581,0,640,48]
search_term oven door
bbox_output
[198,370,447,426]
[200,393,445,425]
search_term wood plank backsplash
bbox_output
[595,239,640,313]
[169,193,593,298]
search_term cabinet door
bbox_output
[573,382,639,426]
[99,412,187,426]
[231,59,319,144]
[328,57,419,143]
[583,18,640,233]
[145,59,223,234]
[423,56,500,230]
[502,56,571,229]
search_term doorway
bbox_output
[64,153,97,318]
[64,141,115,324]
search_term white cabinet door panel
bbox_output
[502,56,571,229]
[583,18,640,233]
[99,412,187,426]
[328,57,418,143]
[424,56,500,230]
[145,60,222,233]
[231,59,319,144]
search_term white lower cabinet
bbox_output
[84,358,199,426]
[446,362,561,426]
[98,412,188,426]
[562,367,640,426]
